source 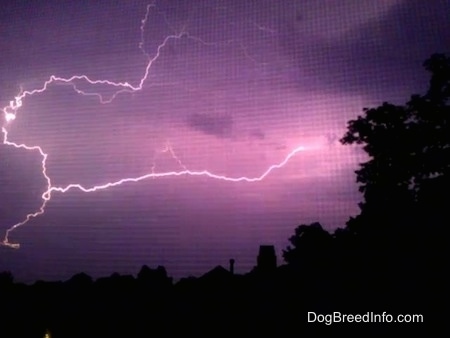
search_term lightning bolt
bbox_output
[1,127,51,249]
[1,3,308,249]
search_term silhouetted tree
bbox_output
[340,53,450,234]
[137,265,172,289]
[339,55,449,315]
[283,222,333,270]
[67,272,93,286]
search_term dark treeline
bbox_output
[1,54,448,337]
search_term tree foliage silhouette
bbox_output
[282,222,333,270]
[283,54,449,284]
[340,53,450,233]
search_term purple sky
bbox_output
[1,0,449,283]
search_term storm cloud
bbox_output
[187,113,233,138]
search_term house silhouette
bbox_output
[256,245,277,272]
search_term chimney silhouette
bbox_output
[257,245,277,271]
[229,259,235,275]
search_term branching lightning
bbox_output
[1,3,307,249]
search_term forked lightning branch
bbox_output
[1,3,307,249]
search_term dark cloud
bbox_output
[280,0,450,99]
[187,113,233,138]
[249,128,265,140]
